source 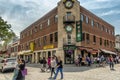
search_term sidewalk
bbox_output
[26,63,110,72]
[25,64,120,80]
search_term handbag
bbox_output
[21,68,27,77]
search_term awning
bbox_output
[18,50,32,55]
[100,49,116,55]
[24,50,32,55]
[18,51,24,55]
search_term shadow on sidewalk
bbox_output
[26,63,109,72]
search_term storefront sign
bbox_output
[76,20,82,42]
[43,44,54,50]
[30,42,34,51]
[63,45,76,50]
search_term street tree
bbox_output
[0,17,15,42]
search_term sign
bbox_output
[76,20,82,42]
[63,45,76,50]
[30,42,34,51]
[43,44,54,50]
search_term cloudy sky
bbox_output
[0,0,120,36]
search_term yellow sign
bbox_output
[30,42,34,51]
[43,45,54,50]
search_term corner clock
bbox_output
[64,0,74,9]
[65,25,73,33]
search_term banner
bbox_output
[76,20,82,42]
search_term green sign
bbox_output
[63,45,76,50]
[76,20,82,42]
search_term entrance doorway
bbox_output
[64,50,74,64]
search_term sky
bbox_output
[0,0,120,36]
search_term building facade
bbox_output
[20,0,115,64]
[115,35,120,55]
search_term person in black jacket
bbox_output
[16,59,25,80]
[54,56,63,80]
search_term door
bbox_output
[64,50,74,64]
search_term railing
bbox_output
[63,38,76,45]
[63,15,75,23]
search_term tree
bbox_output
[0,17,15,42]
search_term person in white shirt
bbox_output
[49,56,56,79]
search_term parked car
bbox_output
[0,57,17,73]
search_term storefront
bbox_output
[63,45,76,64]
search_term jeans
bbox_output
[109,62,114,69]
[51,68,55,77]
[54,68,63,79]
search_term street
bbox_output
[0,64,120,80]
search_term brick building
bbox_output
[20,0,115,64]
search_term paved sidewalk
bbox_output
[25,64,120,80]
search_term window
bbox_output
[86,16,89,24]
[67,12,71,16]
[40,24,42,30]
[91,20,94,27]
[50,34,53,43]
[101,25,104,31]
[82,33,85,41]
[43,36,47,45]
[37,38,41,47]
[107,40,109,46]
[100,38,102,45]
[106,28,107,32]
[47,19,50,26]
[34,26,37,32]
[30,29,32,35]
[54,32,58,42]
[93,35,96,43]
[96,22,99,28]
[86,33,90,43]
[80,14,84,21]
[54,15,58,23]
[104,40,106,47]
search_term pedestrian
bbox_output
[49,56,56,79]
[78,55,82,66]
[41,57,47,72]
[16,59,26,80]
[54,56,63,80]
[109,55,114,70]
[12,59,20,80]
[46,56,51,72]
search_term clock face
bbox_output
[65,1,73,9]
[65,25,73,32]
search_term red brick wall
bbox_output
[80,6,115,51]
[20,7,58,51]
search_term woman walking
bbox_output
[54,56,63,80]
[109,55,114,70]
[16,59,26,80]
[49,57,56,79]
